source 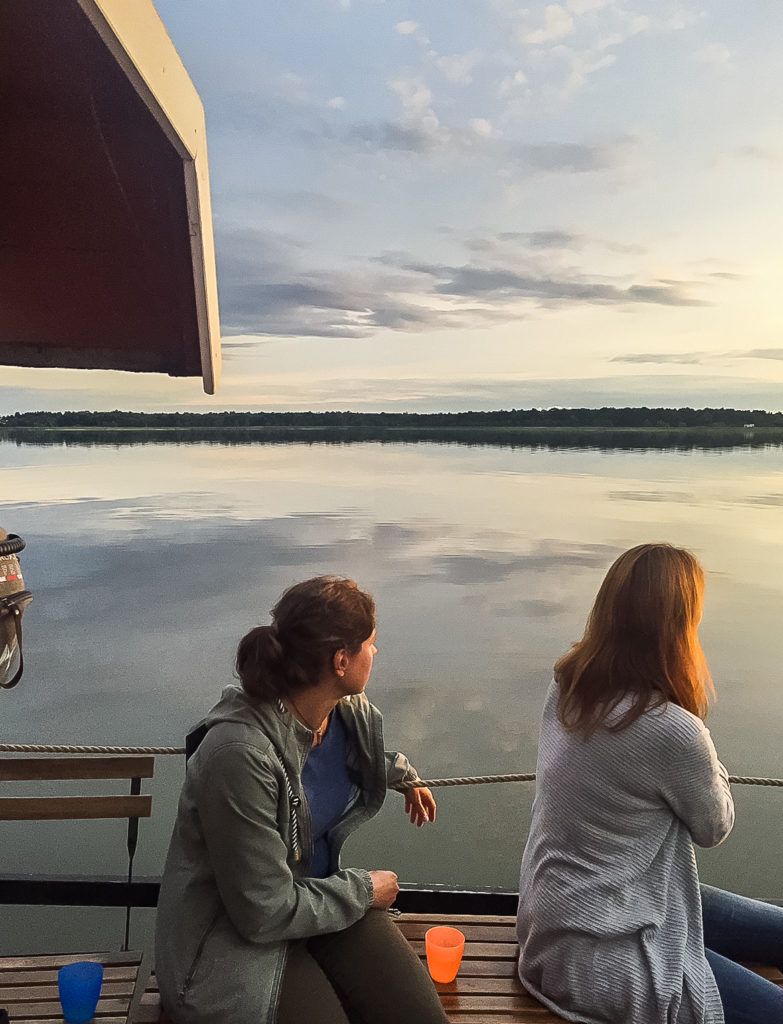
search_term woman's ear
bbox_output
[333,648,349,678]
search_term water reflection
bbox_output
[1,438,782,953]
[6,427,783,453]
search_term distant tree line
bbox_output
[0,407,779,430]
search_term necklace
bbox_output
[287,697,330,747]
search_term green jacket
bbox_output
[155,685,423,1024]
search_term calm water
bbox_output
[2,437,782,952]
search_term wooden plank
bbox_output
[408,940,517,959]
[127,952,151,1024]
[0,795,152,820]
[441,995,537,1011]
[0,756,154,782]
[9,998,132,1015]
[397,921,519,929]
[0,953,141,971]
[442,1011,560,1019]
[0,981,133,1001]
[0,966,137,985]
[434,979,527,996]
[12,1019,128,1024]
[746,963,783,982]
[436,960,518,977]
[400,922,516,942]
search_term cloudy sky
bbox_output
[4,0,783,413]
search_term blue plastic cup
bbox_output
[57,961,104,1023]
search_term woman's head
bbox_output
[236,576,377,701]
[555,543,712,735]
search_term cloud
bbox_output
[433,541,617,586]
[384,254,706,308]
[521,4,575,45]
[693,43,733,71]
[469,118,494,137]
[609,490,696,503]
[512,137,634,172]
[395,20,420,36]
[550,44,617,97]
[215,226,514,339]
[734,145,781,162]
[327,96,346,109]
[499,70,529,96]
[503,230,644,254]
[738,349,783,362]
[433,51,483,84]
[566,0,613,13]
[611,353,704,365]
[663,8,704,31]
[346,110,634,169]
[214,218,710,341]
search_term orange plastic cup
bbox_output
[425,925,465,983]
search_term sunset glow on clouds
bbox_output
[3,0,783,412]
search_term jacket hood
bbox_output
[185,684,290,760]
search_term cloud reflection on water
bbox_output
[3,439,783,904]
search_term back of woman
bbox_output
[515,542,779,1024]
[519,681,727,1023]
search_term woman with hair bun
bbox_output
[156,576,447,1024]
[516,543,783,1024]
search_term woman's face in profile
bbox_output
[340,631,378,695]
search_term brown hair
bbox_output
[235,576,376,701]
[555,543,712,735]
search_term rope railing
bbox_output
[0,743,186,756]
[0,744,781,788]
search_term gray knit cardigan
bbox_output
[517,680,734,1024]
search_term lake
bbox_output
[2,436,782,953]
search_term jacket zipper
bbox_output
[178,910,220,1004]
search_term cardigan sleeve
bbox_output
[659,723,734,848]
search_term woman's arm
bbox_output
[385,750,437,825]
[659,723,735,848]
[197,741,374,944]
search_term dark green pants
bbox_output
[276,909,449,1024]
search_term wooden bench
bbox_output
[135,914,783,1023]
[0,950,149,1023]
[3,916,781,1023]
[0,754,155,951]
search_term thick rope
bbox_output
[0,745,781,788]
[0,743,185,755]
[418,773,783,789]
[419,773,536,787]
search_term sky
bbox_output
[3,0,783,413]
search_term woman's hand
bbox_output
[369,870,400,909]
[404,786,437,827]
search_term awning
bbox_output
[0,0,221,393]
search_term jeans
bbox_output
[276,908,449,1024]
[702,884,783,1024]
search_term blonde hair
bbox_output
[555,543,712,735]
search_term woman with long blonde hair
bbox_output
[517,543,783,1024]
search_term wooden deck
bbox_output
[2,915,782,1023]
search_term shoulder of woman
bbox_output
[636,699,710,756]
[195,721,277,770]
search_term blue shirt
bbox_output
[301,710,356,877]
